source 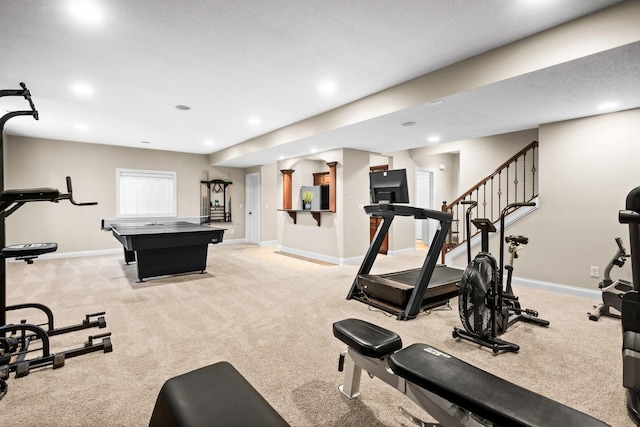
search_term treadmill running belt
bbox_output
[358,265,463,306]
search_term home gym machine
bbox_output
[588,237,633,321]
[453,202,548,353]
[0,83,111,400]
[346,169,464,321]
[618,187,640,425]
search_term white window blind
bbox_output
[116,169,177,217]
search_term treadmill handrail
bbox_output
[364,204,453,223]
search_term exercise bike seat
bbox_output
[506,235,528,245]
[388,343,609,427]
[1,243,58,259]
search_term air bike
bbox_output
[452,201,548,353]
[0,83,111,400]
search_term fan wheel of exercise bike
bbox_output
[458,254,495,337]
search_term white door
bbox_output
[416,169,435,243]
[245,172,260,244]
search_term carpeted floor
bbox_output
[0,243,632,426]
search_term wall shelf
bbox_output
[280,162,337,227]
[278,209,332,226]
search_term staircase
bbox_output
[441,141,539,262]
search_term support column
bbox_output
[327,162,337,213]
[280,169,294,210]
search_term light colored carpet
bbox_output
[0,243,632,426]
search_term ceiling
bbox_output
[1,0,637,168]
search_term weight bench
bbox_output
[149,361,289,427]
[333,318,609,427]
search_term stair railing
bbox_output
[441,140,539,261]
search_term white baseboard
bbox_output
[276,245,343,265]
[388,247,416,257]
[512,276,601,301]
[221,238,247,244]
[259,240,277,247]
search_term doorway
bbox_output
[415,168,435,248]
[245,172,260,244]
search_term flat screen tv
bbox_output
[369,168,409,204]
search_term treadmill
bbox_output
[347,169,464,320]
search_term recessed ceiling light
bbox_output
[140,140,151,144]
[310,148,317,153]
[402,121,418,127]
[204,139,214,146]
[428,136,441,143]
[318,80,337,95]
[175,105,191,111]
[74,123,89,131]
[248,116,261,126]
[67,0,104,25]
[598,101,619,111]
[71,82,94,97]
[431,100,445,106]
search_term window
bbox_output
[116,169,177,217]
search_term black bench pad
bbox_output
[388,343,609,427]
[149,361,289,427]
[333,318,402,359]
[0,188,59,202]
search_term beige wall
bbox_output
[341,149,370,261]
[411,151,458,210]
[4,135,245,253]
[441,108,640,289]
[515,108,640,288]
[259,163,278,243]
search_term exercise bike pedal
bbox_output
[524,308,539,317]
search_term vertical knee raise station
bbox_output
[333,318,609,426]
[0,83,111,399]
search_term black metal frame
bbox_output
[452,202,548,353]
[0,84,111,397]
[346,204,453,320]
[618,187,640,425]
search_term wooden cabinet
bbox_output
[313,172,330,185]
